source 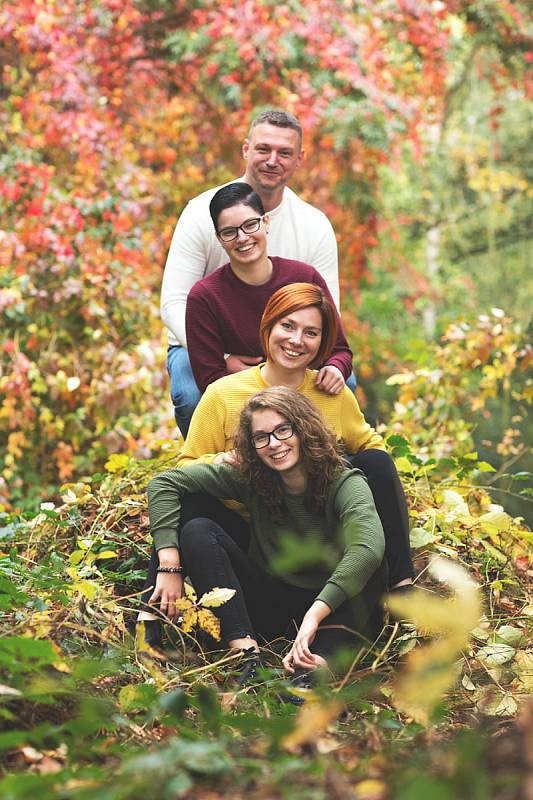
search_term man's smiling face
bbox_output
[242,123,303,194]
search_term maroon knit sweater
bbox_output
[185,256,353,392]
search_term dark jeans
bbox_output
[140,493,250,609]
[180,517,386,654]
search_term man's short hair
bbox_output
[248,109,302,148]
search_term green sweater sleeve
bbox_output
[147,463,248,551]
[316,471,385,611]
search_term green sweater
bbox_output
[147,464,385,612]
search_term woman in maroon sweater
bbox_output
[185,182,354,395]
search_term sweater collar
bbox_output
[255,364,317,392]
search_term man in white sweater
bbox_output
[161,109,342,435]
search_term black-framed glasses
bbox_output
[216,216,263,242]
[251,422,295,450]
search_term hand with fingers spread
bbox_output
[282,600,330,673]
[148,547,183,622]
[315,365,344,395]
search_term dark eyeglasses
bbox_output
[216,216,263,242]
[251,422,295,450]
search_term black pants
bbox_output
[180,518,386,654]
[347,449,413,586]
[140,450,413,609]
[140,493,251,609]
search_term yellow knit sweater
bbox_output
[178,365,384,468]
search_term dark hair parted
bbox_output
[249,109,302,147]
[259,283,338,369]
[233,387,345,520]
[209,182,265,231]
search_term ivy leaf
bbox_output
[476,688,518,717]
[494,625,523,646]
[409,527,435,549]
[477,643,516,667]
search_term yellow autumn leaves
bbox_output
[170,585,236,641]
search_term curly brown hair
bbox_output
[233,387,346,520]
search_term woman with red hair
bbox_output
[138,283,414,650]
[178,181,355,436]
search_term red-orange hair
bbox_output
[259,282,337,368]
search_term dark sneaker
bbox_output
[234,647,263,688]
[280,667,316,705]
[135,619,165,656]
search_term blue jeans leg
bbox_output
[346,372,357,392]
[167,345,201,437]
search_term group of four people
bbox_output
[141,110,414,686]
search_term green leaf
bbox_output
[409,527,436,549]
[494,625,523,645]
[119,683,158,712]
[480,540,507,563]
[475,461,496,472]
[0,637,58,672]
[477,643,515,667]
[395,456,414,474]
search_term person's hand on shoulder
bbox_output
[316,365,345,395]
[213,449,239,466]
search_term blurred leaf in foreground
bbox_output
[388,556,481,725]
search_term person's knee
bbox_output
[350,448,396,479]
[167,348,200,402]
[180,518,214,555]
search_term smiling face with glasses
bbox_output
[217,215,265,242]
[250,409,302,477]
[215,203,269,269]
[251,420,295,449]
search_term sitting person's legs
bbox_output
[180,517,271,647]
[138,494,250,622]
[167,345,201,437]
[312,558,387,662]
[348,449,414,589]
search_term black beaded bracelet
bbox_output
[156,566,184,574]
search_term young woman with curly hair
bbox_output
[147,387,386,680]
[138,283,413,650]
